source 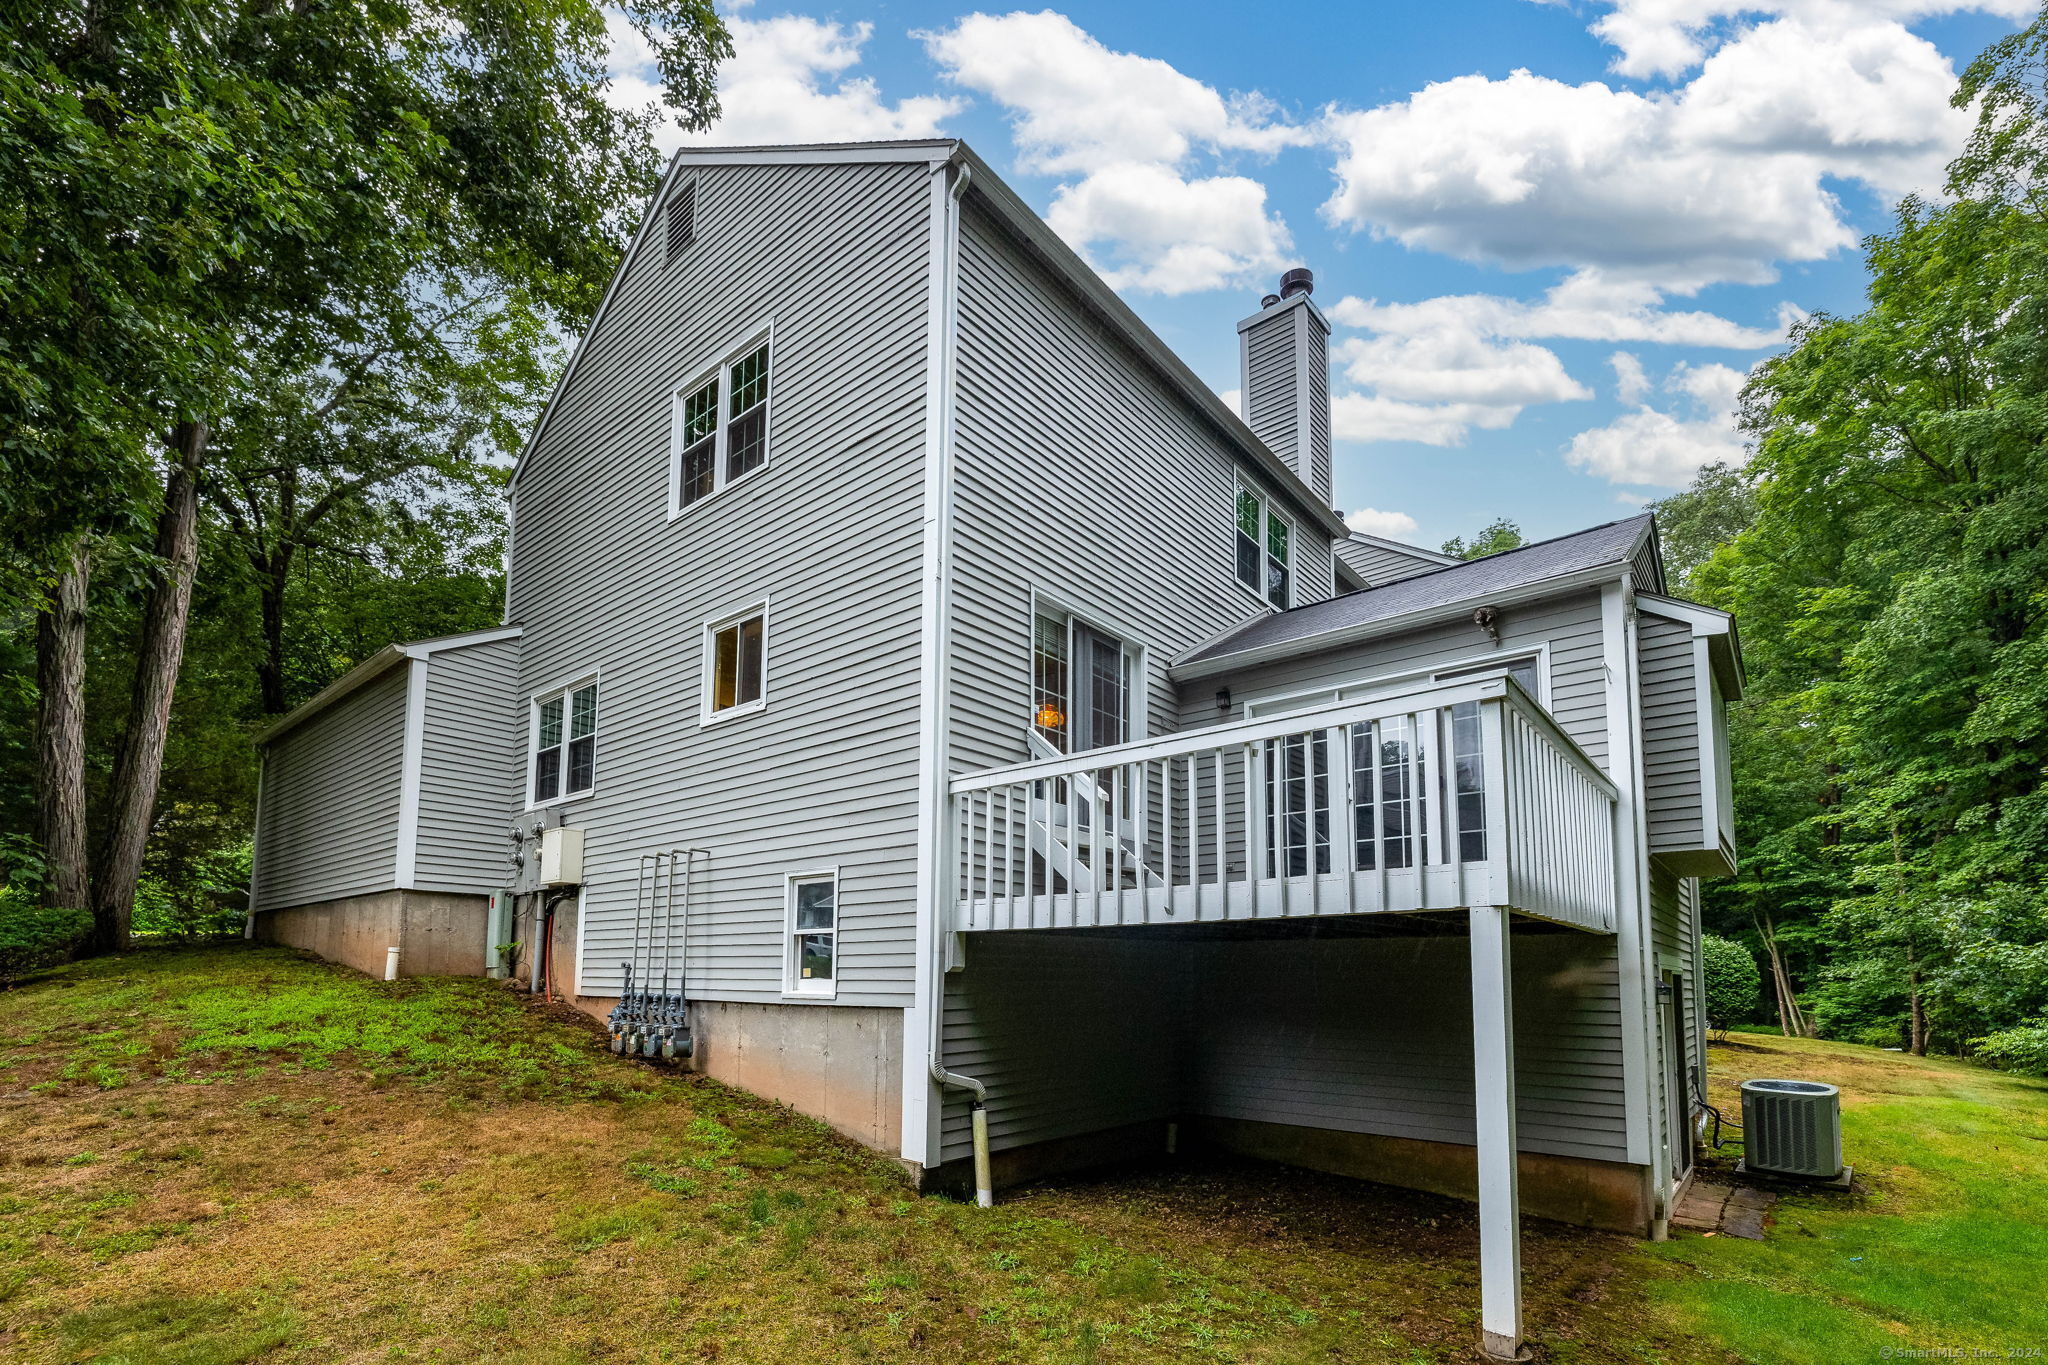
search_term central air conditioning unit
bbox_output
[1740,1078,1843,1180]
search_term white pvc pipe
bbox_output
[971,1103,993,1208]
[384,945,401,982]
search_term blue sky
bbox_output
[608,0,2029,549]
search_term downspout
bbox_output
[921,156,994,1210]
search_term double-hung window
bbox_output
[786,872,837,995]
[531,679,598,805]
[671,334,772,514]
[1234,481,1292,609]
[703,606,767,723]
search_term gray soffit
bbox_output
[1177,514,1656,673]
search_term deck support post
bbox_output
[1469,904,1524,1361]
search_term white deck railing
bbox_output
[948,676,1619,935]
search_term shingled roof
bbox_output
[1179,514,1656,671]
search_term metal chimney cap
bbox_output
[1260,293,1282,308]
[1279,267,1314,299]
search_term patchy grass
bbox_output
[1646,1032,2048,1362]
[1,945,2038,1362]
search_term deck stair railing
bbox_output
[949,675,1619,935]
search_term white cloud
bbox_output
[1217,386,1243,416]
[1332,393,1523,447]
[1322,15,1980,287]
[1611,352,1651,404]
[1573,0,2031,79]
[1321,269,1788,446]
[1326,270,1793,349]
[609,11,960,153]
[923,11,1309,293]
[1565,360,1750,486]
[1345,506,1423,539]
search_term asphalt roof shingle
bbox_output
[1181,514,1654,667]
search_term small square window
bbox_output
[786,873,837,995]
[705,609,767,722]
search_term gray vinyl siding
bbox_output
[252,666,407,911]
[942,929,1630,1165]
[1191,932,1630,1163]
[1640,612,1707,855]
[413,638,522,893]
[506,159,932,1008]
[1243,310,1298,467]
[945,198,1337,790]
[1333,537,1453,588]
[1179,588,1611,773]
[1681,876,1704,1092]
[1306,317,1331,499]
[939,934,1183,1162]
[1629,533,1663,594]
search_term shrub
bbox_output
[1974,1020,2048,1076]
[1701,934,1762,1038]
[0,890,94,985]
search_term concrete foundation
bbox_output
[256,889,490,980]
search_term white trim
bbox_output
[1603,577,1662,1190]
[1171,560,1626,680]
[525,671,601,809]
[571,885,588,999]
[1469,904,1523,1357]
[669,142,957,166]
[393,657,430,888]
[1634,592,1731,635]
[904,160,965,1168]
[667,323,776,520]
[246,750,267,926]
[783,867,841,998]
[400,624,524,660]
[1237,643,1552,720]
[1026,588,1149,752]
[1231,473,1295,612]
[698,600,771,727]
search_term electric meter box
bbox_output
[539,827,584,888]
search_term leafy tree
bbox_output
[1441,518,1523,560]
[1700,935,1762,1039]
[1651,462,1755,594]
[2,0,730,949]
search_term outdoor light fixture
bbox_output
[1216,687,1232,715]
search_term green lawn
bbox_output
[0,944,2041,1363]
[1647,1031,2048,1363]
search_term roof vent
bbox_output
[665,181,697,264]
[1279,267,1313,299]
[1260,292,1281,308]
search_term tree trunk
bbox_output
[257,552,291,715]
[1908,968,1929,1056]
[1756,911,1811,1038]
[90,420,209,950]
[33,543,91,911]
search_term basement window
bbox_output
[703,606,767,724]
[531,679,598,806]
[670,332,773,515]
[1234,481,1292,609]
[785,871,837,996]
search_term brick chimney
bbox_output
[1236,268,1332,503]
